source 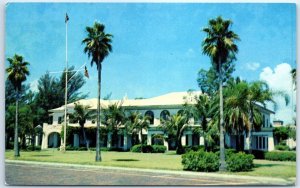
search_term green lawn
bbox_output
[5,150,296,179]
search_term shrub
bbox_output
[152,145,167,153]
[183,145,205,154]
[275,144,289,151]
[182,151,220,172]
[215,148,237,160]
[265,151,296,161]
[142,145,154,153]
[226,152,254,172]
[78,147,88,151]
[131,144,142,152]
[247,150,266,159]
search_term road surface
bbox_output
[5,161,293,186]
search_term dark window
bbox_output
[186,135,189,146]
[160,110,170,121]
[263,115,265,127]
[177,110,184,116]
[58,117,62,124]
[145,111,154,124]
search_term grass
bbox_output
[5,149,296,179]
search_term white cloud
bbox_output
[185,48,195,58]
[30,79,39,93]
[259,63,296,125]
[246,62,260,71]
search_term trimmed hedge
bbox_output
[275,144,289,151]
[182,151,220,172]
[130,144,166,153]
[265,151,296,161]
[152,145,167,153]
[183,145,205,153]
[226,152,254,172]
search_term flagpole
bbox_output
[63,13,68,152]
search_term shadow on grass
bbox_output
[31,155,53,157]
[254,163,280,168]
[113,159,139,162]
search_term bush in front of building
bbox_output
[246,150,266,159]
[130,144,166,153]
[183,145,205,153]
[265,151,296,161]
[275,144,290,151]
[226,152,254,172]
[182,150,220,172]
[152,145,167,153]
[214,148,237,160]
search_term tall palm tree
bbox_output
[69,102,96,149]
[6,54,30,157]
[82,22,113,161]
[202,16,239,170]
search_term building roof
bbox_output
[49,91,202,112]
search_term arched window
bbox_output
[145,110,154,125]
[160,110,170,121]
[177,110,184,116]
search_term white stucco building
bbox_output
[41,91,276,151]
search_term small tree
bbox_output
[69,102,96,149]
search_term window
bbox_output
[145,111,154,124]
[160,110,170,121]
[253,136,268,150]
[58,117,62,124]
[177,110,184,116]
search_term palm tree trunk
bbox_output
[140,129,143,153]
[219,60,226,171]
[81,124,88,149]
[95,64,102,162]
[14,90,20,157]
[248,106,254,153]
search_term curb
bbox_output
[5,159,294,185]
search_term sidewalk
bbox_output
[5,159,295,185]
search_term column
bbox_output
[73,134,79,147]
[199,136,204,146]
[188,134,192,146]
[41,134,48,149]
[123,134,128,150]
[35,135,39,146]
[163,134,169,150]
[107,132,112,148]
[147,133,152,145]
[181,134,186,146]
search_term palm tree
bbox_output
[194,95,214,151]
[161,114,189,154]
[127,111,150,152]
[247,81,273,153]
[82,22,113,161]
[224,81,251,151]
[102,102,126,148]
[291,68,296,90]
[6,54,30,157]
[69,102,96,149]
[202,16,239,170]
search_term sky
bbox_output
[5,3,296,124]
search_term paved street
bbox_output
[5,161,293,186]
